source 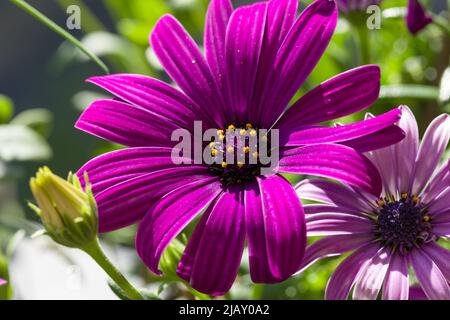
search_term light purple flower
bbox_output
[0,279,6,286]
[297,106,450,300]
[75,0,404,295]
[406,0,433,35]
[336,0,381,12]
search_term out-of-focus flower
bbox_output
[297,106,450,300]
[0,279,6,286]
[76,0,404,295]
[336,0,382,12]
[29,167,98,249]
[406,0,433,35]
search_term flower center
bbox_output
[207,123,269,187]
[374,194,435,255]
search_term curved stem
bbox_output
[82,238,144,300]
[355,24,371,65]
[9,0,109,74]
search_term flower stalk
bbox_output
[9,0,109,74]
[81,238,144,300]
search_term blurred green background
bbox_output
[0,0,449,299]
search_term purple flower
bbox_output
[406,0,433,35]
[297,106,450,300]
[76,0,404,295]
[0,279,6,286]
[336,0,382,12]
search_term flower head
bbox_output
[29,167,98,248]
[297,106,450,300]
[76,0,404,295]
[406,0,433,35]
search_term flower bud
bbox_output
[29,167,98,248]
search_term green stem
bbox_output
[9,0,109,74]
[82,238,143,300]
[355,24,371,65]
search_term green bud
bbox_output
[29,167,98,248]
[159,238,185,280]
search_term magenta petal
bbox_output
[280,108,402,147]
[252,0,298,123]
[86,74,212,129]
[406,0,433,35]
[410,248,450,300]
[382,253,410,300]
[245,175,306,282]
[225,2,267,123]
[136,178,222,275]
[76,99,179,147]
[186,188,246,296]
[259,0,337,127]
[353,248,391,300]
[422,160,450,204]
[342,125,405,153]
[409,286,428,300]
[244,180,280,283]
[77,147,189,195]
[150,15,225,126]
[279,144,382,196]
[295,179,374,213]
[95,166,210,232]
[421,243,450,281]
[325,244,380,300]
[277,65,381,128]
[306,213,374,236]
[204,0,233,87]
[412,114,450,195]
[298,234,372,273]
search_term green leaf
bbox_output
[439,67,450,104]
[0,125,52,161]
[11,108,53,137]
[9,0,109,74]
[0,95,14,124]
[379,84,440,100]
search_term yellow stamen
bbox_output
[412,196,419,203]
[217,130,224,136]
[252,151,259,158]
[240,129,247,136]
[209,142,216,148]
[221,162,228,168]
[423,215,430,222]
[219,134,225,140]
[250,129,257,137]
[246,123,253,129]
[237,162,244,168]
[243,146,250,154]
[227,146,234,153]
[376,200,385,207]
[228,125,236,131]
[211,149,218,156]
[401,193,408,199]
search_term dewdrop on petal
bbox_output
[29,167,98,249]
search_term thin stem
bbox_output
[355,24,371,65]
[82,238,144,300]
[9,0,109,74]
